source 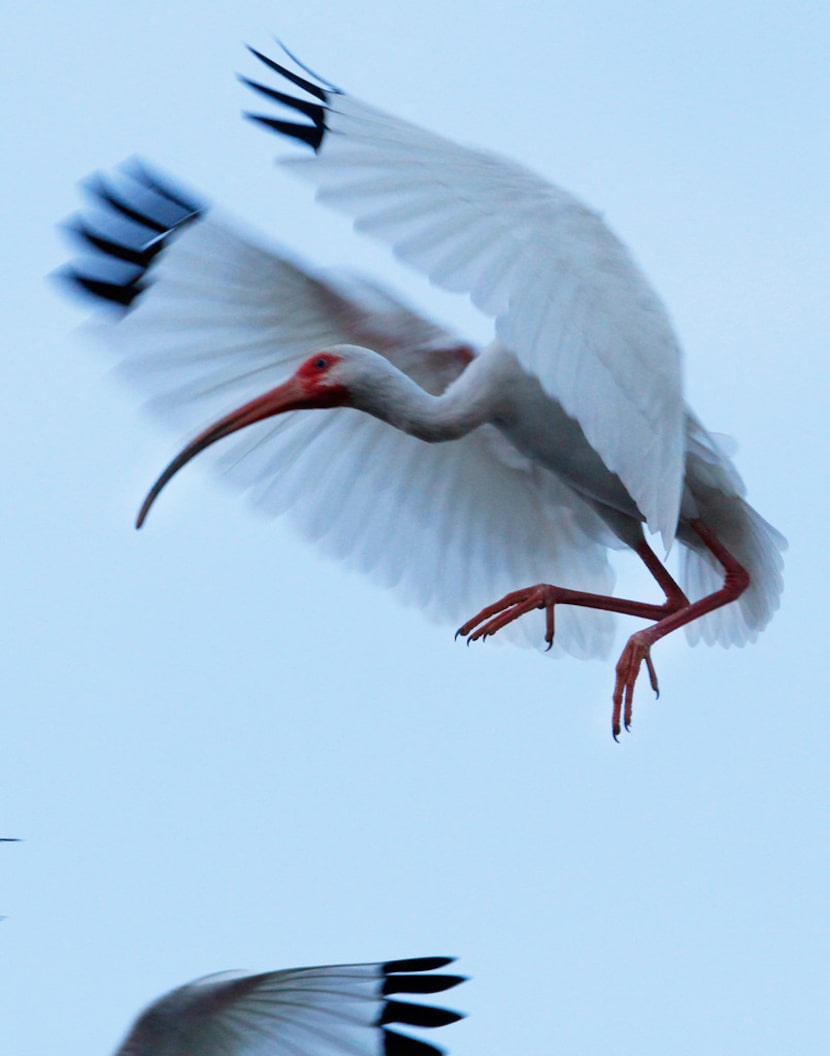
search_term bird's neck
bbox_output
[353,346,511,442]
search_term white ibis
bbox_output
[63,46,785,736]
[110,955,463,1055]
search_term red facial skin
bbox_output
[136,353,347,527]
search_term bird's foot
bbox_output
[612,632,660,740]
[456,585,565,650]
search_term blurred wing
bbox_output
[115,956,464,1056]
[243,48,685,548]
[63,163,617,658]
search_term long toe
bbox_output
[613,633,653,736]
[457,586,550,643]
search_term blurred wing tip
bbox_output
[79,176,163,233]
[51,266,141,310]
[119,158,206,216]
[58,159,209,314]
[383,956,457,973]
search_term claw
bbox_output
[457,585,559,650]
[612,632,660,737]
[644,654,660,698]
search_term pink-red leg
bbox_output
[458,521,749,739]
[611,519,749,737]
[457,538,687,648]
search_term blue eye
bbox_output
[313,356,329,370]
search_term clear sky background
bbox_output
[2,2,829,1054]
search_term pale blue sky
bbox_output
[3,2,829,1054]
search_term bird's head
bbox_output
[136,344,384,527]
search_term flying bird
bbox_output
[62,46,785,736]
[110,955,463,1056]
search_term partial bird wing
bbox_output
[63,164,616,658]
[243,48,686,549]
[114,956,464,1056]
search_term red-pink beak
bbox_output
[136,375,311,528]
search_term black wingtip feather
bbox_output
[59,160,206,313]
[246,45,329,102]
[119,158,204,216]
[81,175,169,233]
[244,112,324,151]
[383,1030,447,1056]
[63,220,159,268]
[377,957,465,1055]
[382,974,467,996]
[241,45,341,153]
[59,270,145,309]
[238,75,324,123]
[273,40,343,94]
[380,1001,464,1029]
[383,957,456,974]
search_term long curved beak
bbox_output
[136,375,308,528]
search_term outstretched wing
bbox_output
[62,163,617,658]
[115,956,464,1056]
[242,47,686,549]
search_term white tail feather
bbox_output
[682,495,786,647]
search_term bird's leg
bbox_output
[632,538,690,612]
[612,519,750,738]
[456,584,677,647]
[458,522,748,737]
[457,537,688,650]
